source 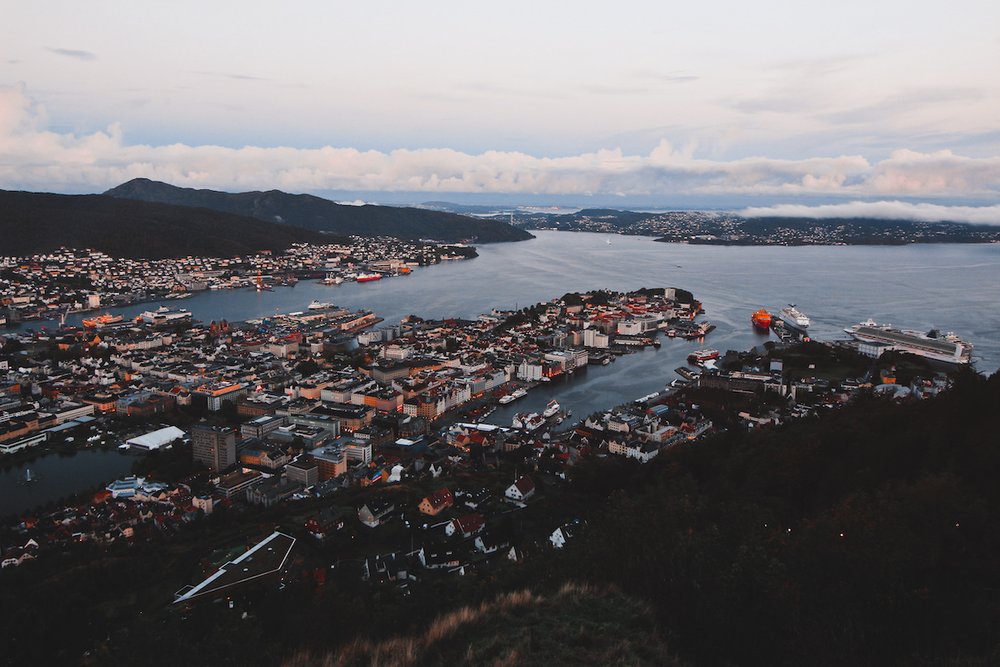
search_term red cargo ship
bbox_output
[751,309,772,331]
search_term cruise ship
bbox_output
[845,319,973,365]
[777,305,810,332]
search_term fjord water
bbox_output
[8,232,999,515]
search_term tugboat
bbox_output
[751,309,772,331]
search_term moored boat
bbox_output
[751,309,772,331]
[82,312,124,328]
[845,319,973,365]
[778,304,810,332]
[688,348,720,363]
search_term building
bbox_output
[358,498,395,528]
[312,444,347,481]
[240,414,286,439]
[215,469,264,498]
[418,488,454,516]
[126,425,186,451]
[505,475,536,502]
[191,424,237,472]
[173,532,295,605]
[285,456,319,487]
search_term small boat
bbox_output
[606,238,612,245]
[20,467,38,484]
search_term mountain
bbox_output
[0,189,331,259]
[105,179,534,243]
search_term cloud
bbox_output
[46,47,96,61]
[0,84,998,204]
[741,201,1000,225]
[192,71,268,81]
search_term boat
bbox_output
[321,273,344,285]
[137,306,192,327]
[606,238,612,245]
[510,387,528,400]
[21,467,37,484]
[777,305,810,332]
[688,348,720,363]
[356,273,383,283]
[844,319,973,365]
[308,300,333,310]
[512,412,546,430]
[82,312,124,328]
[751,309,772,331]
[498,394,515,405]
[542,400,560,419]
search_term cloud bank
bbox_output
[741,201,1000,225]
[1,84,999,216]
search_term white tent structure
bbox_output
[126,426,186,451]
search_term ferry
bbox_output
[845,319,973,365]
[751,309,772,331]
[542,400,560,419]
[308,300,333,310]
[778,305,810,332]
[82,312,124,328]
[137,306,192,327]
[356,273,383,283]
[688,348,720,363]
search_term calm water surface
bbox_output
[8,232,999,513]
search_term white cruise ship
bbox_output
[845,319,973,365]
[778,305,810,332]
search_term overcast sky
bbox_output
[2,1,999,213]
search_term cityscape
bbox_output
[2,2,999,665]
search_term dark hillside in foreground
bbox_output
[554,368,1000,665]
[0,189,330,258]
[105,178,534,243]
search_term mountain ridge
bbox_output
[0,189,332,259]
[105,178,533,243]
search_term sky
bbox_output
[1,1,999,217]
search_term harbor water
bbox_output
[5,231,999,514]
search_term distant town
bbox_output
[0,238,475,325]
[511,209,1000,245]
